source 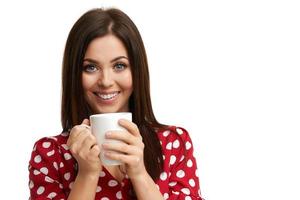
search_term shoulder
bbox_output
[157,125,192,142]
[29,132,76,197]
[32,132,70,152]
[157,126,194,152]
[30,132,74,165]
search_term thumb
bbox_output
[81,119,90,126]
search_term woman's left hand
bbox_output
[102,119,147,179]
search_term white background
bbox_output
[0,0,299,199]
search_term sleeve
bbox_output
[28,137,67,200]
[167,127,203,200]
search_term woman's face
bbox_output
[82,34,133,114]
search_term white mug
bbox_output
[90,112,132,166]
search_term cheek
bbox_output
[82,74,96,91]
[120,72,133,91]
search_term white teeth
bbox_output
[96,92,119,100]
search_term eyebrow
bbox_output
[83,56,128,64]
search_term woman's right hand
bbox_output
[67,119,102,176]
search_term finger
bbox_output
[68,127,87,146]
[67,126,81,146]
[81,134,97,154]
[82,119,90,126]
[68,131,89,155]
[70,129,91,150]
[102,142,140,155]
[76,128,91,142]
[67,124,90,146]
[105,130,136,145]
[80,119,91,130]
[90,144,101,158]
[118,120,141,138]
[105,152,141,166]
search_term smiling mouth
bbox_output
[94,91,120,100]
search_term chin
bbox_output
[93,106,126,114]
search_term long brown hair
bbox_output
[61,8,165,181]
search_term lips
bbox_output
[94,91,120,100]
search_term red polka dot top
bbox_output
[28,126,203,199]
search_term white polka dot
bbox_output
[166,142,172,150]
[169,181,177,187]
[29,180,34,189]
[163,155,166,160]
[37,186,45,195]
[96,186,102,192]
[163,193,169,199]
[172,140,180,148]
[40,167,48,175]
[34,155,41,163]
[62,144,69,150]
[195,169,199,177]
[185,196,192,200]
[176,170,185,178]
[99,171,106,177]
[64,153,72,160]
[185,141,192,150]
[189,179,196,187]
[108,180,118,187]
[59,184,63,189]
[160,172,167,181]
[47,192,57,198]
[45,176,54,183]
[180,155,185,162]
[170,155,176,165]
[171,191,179,195]
[33,145,37,151]
[116,191,122,199]
[163,130,170,137]
[69,182,74,189]
[156,184,160,190]
[33,169,40,175]
[33,169,41,175]
[60,162,64,168]
[47,150,55,157]
[101,197,109,200]
[181,188,190,195]
[53,162,58,170]
[64,172,71,180]
[176,128,184,135]
[42,142,51,148]
[187,159,193,167]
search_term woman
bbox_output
[28,8,203,200]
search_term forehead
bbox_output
[84,34,128,60]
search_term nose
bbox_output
[98,69,113,88]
